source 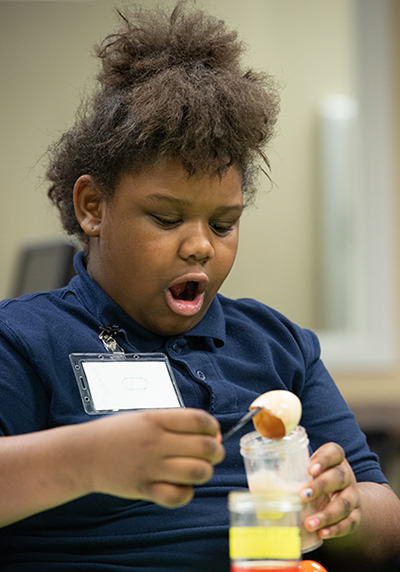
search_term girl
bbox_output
[0,2,399,570]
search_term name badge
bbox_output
[70,353,184,415]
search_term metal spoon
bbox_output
[221,407,262,443]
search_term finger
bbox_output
[155,408,221,437]
[158,456,215,486]
[315,507,361,540]
[308,487,360,528]
[300,460,354,501]
[143,481,195,508]
[308,442,345,478]
[161,431,225,465]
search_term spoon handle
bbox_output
[221,407,262,443]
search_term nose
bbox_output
[178,222,215,263]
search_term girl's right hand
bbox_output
[82,407,225,508]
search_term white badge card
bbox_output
[70,353,184,415]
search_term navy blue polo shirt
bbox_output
[0,252,386,571]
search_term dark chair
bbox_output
[10,240,78,298]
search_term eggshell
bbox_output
[250,390,302,439]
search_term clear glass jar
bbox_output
[240,427,323,553]
[229,491,302,571]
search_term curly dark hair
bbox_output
[46,1,280,246]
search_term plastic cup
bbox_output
[240,427,323,553]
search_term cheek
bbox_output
[223,236,239,265]
[109,224,161,265]
[215,241,238,279]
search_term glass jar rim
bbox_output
[240,425,309,457]
[228,490,302,512]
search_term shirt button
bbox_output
[172,343,181,353]
[196,370,206,380]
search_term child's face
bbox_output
[88,159,243,336]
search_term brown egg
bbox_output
[250,390,302,439]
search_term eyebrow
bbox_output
[144,193,244,213]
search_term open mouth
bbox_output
[169,281,199,301]
[166,279,207,317]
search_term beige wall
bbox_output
[1,0,399,408]
[0,0,116,297]
[333,0,400,408]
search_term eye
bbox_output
[210,222,234,236]
[151,215,181,228]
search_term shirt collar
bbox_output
[70,251,226,351]
[183,296,226,348]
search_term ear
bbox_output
[73,175,104,237]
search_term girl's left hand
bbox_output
[299,442,361,539]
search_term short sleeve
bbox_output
[0,327,51,435]
[297,328,387,484]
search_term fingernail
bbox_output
[310,463,321,477]
[308,518,320,530]
[299,488,313,500]
[321,528,330,537]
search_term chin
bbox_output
[151,315,204,337]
